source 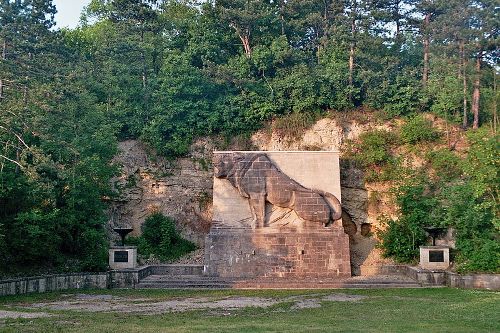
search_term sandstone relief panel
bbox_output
[206,151,351,279]
[212,151,343,231]
[213,152,342,229]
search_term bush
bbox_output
[130,212,196,261]
[378,217,427,263]
[345,129,397,167]
[455,238,500,273]
[382,73,423,118]
[378,176,440,263]
[272,112,319,140]
[428,75,462,121]
[400,115,439,144]
[426,149,463,180]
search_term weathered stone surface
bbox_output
[205,227,351,278]
[109,140,213,245]
[207,151,350,278]
[109,246,138,270]
[212,151,342,229]
[0,273,109,296]
[213,152,342,229]
[419,246,450,270]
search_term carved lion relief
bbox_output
[213,153,342,229]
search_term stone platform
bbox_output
[205,225,351,279]
[206,151,350,280]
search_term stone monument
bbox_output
[204,151,351,279]
[419,227,450,270]
[109,227,137,270]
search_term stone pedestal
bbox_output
[205,226,351,278]
[206,151,350,279]
[419,246,450,270]
[109,246,137,270]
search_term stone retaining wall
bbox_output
[447,272,500,290]
[2,265,498,296]
[0,268,153,297]
[0,273,109,297]
[383,265,500,290]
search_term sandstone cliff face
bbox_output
[252,117,396,275]
[110,140,213,245]
[110,116,412,274]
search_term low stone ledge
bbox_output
[447,272,500,290]
[0,272,109,297]
[405,266,499,290]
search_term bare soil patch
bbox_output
[0,310,51,319]
[21,292,367,314]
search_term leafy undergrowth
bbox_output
[0,288,498,333]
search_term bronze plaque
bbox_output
[114,251,129,263]
[429,250,444,262]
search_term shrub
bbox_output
[378,176,440,263]
[426,149,463,180]
[272,112,319,140]
[456,238,500,273]
[131,212,196,261]
[382,73,423,118]
[345,129,397,167]
[428,75,462,122]
[378,217,427,263]
[400,115,439,144]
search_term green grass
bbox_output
[0,288,499,333]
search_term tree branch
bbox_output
[0,125,30,149]
[0,154,23,168]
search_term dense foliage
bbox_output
[376,129,499,272]
[0,0,498,274]
[127,212,196,261]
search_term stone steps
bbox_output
[143,264,205,276]
[136,275,232,289]
[136,272,422,289]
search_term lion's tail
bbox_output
[316,190,342,221]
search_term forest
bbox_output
[0,0,498,275]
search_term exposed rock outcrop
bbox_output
[110,140,213,246]
[110,114,465,274]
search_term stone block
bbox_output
[419,246,450,270]
[206,151,350,279]
[109,246,137,270]
[205,228,350,278]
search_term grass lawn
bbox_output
[0,288,498,333]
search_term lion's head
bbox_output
[213,153,247,178]
[213,153,234,178]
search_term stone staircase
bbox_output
[135,265,422,289]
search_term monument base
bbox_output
[205,226,351,279]
[109,246,137,270]
[419,246,450,270]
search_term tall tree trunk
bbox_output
[140,30,147,90]
[471,54,481,129]
[280,0,285,36]
[348,0,357,103]
[460,40,468,128]
[240,33,251,57]
[0,39,6,100]
[493,68,497,133]
[395,1,401,42]
[233,25,251,57]
[422,13,431,87]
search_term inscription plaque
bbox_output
[114,250,129,263]
[429,250,444,262]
